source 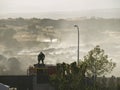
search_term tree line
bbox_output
[50,45,116,90]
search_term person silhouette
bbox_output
[38,52,45,64]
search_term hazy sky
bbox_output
[0,0,120,76]
[0,0,120,13]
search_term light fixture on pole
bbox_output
[74,25,80,65]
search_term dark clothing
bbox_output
[38,52,45,64]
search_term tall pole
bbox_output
[74,25,79,65]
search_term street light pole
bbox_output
[74,25,79,65]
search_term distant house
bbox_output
[0,83,9,90]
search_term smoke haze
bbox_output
[0,17,120,76]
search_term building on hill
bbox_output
[0,62,56,90]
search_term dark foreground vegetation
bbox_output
[50,46,116,90]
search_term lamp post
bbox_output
[74,25,80,65]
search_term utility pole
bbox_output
[74,25,80,65]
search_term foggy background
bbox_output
[0,0,120,77]
[0,18,120,77]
